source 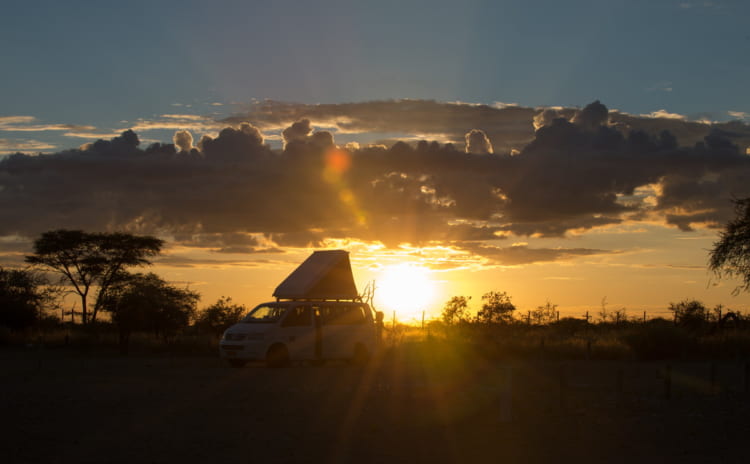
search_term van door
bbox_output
[279,305,315,360]
[320,303,369,359]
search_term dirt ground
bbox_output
[2,347,749,464]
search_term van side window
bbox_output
[281,306,312,327]
[321,305,366,325]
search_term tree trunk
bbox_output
[80,294,88,325]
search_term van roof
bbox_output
[273,250,360,301]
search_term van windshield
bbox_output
[241,304,286,323]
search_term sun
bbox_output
[374,264,437,321]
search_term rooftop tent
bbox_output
[273,250,360,300]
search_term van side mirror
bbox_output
[375,311,384,323]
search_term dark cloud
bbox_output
[465,129,493,154]
[2,101,750,262]
[281,119,313,147]
[459,243,615,266]
[225,99,750,154]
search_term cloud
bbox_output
[2,100,750,260]
[0,116,96,133]
[465,129,493,154]
[0,116,36,125]
[281,119,313,147]
[0,138,57,155]
[641,109,686,120]
[222,99,750,155]
[173,130,194,152]
[225,100,538,153]
[128,114,223,133]
[458,242,615,266]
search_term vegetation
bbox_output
[477,291,515,324]
[194,296,247,337]
[4,228,750,362]
[441,296,471,326]
[100,272,199,353]
[0,266,57,331]
[26,229,164,324]
[710,197,750,294]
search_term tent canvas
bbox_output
[273,250,359,300]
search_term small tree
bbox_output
[531,300,558,325]
[668,299,708,330]
[476,291,515,324]
[195,296,246,337]
[709,198,750,294]
[101,272,199,352]
[441,296,471,326]
[0,267,56,331]
[26,230,163,324]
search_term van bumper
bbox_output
[219,342,265,360]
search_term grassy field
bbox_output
[2,343,750,464]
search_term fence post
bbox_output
[616,368,624,408]
[664,365,672,400]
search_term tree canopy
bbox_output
[101,272,199,352]
[441,296,471,326]
[194,296,246,337]
[477,291,515,324]
[0,267,55,330]
[709,198,750,294]
[25,230,163,324]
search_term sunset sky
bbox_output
[2,0,750,321]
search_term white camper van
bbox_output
[219,250,382,367]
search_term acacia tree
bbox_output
[25,230,163,324]
[710,198,750,294]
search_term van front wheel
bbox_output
[266,344,290,368]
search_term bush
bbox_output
[194,296,246,337]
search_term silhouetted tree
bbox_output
[477,291,515,324]
[0,267,55,330]
[668,299,708,330]
[26,230,163,324]
[441,296,471,326]
[710,198,750,294]
[195,296,246,337]
[101,272,199,353]
[531,300,558,325]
